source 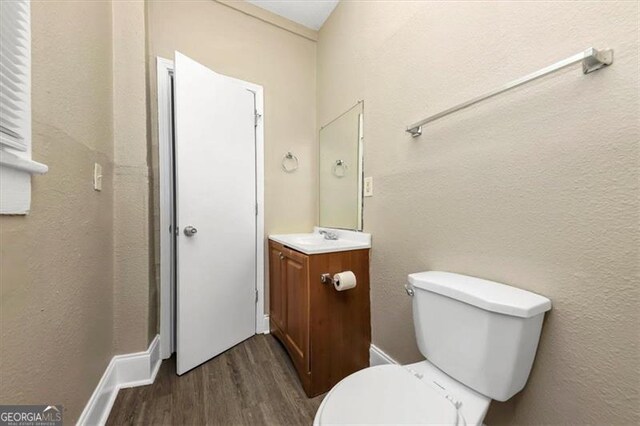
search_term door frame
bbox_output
[157,57,266,360]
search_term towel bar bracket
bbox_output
[408,126,423,138]
[582,48,613,74]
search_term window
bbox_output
[0,0,47,214]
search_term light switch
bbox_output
[364,176,373,197]
[93,163,102,191]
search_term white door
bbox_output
[174,52,256,375]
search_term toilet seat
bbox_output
[314,365,466,425]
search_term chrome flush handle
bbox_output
[405,284,415,297]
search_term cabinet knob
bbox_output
[279,252,285,260]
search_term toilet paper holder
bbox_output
[320,273,335,285]
[321,271,357,291]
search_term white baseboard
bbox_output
[261,314,270,334]
[369,343,399,366]
[77,335,161,426]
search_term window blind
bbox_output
[0,0,30,152]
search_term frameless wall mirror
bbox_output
[319,101,364,231]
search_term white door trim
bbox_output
[157,57,174,360]
[156,57,266,361]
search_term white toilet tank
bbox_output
[407,271,551,402]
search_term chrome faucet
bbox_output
[319,230,339,240]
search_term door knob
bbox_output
[184,226,198,237]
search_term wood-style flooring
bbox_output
[106,334,325,425]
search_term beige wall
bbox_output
[318,1,639,425]
[146,0,318,312]
[112,0,152,353]
[0,0,152,421]
[0,1,115,421]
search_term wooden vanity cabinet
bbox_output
[268,240,370,397]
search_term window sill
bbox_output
[0,149,48,175]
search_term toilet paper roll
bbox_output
[333,271,357,291]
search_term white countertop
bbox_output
[269,227,371,255]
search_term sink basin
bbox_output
[269,227,371,255]
[291,235,326,246]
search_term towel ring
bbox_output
[282,151,299,173]
[332,159,348,178]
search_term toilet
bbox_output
[314,271,552,425]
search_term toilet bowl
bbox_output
[314,361,490,426]
[314,271,551,425]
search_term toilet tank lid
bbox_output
[408,271,552,318]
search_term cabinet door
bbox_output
[284,249,310,373]
[269,243,286,334]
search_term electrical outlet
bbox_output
[364,176,373,197]
[93,163,102,191]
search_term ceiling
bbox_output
[246,0,339,31]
